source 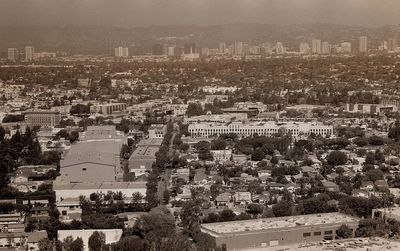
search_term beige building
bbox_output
[91,103,127,115]
[24,111,61,127]
[148,124,166,139]
[128,138,163,175]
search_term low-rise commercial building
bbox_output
[346,103,397,114]
[148,124,166,139]
[54,182,147,202]
[184,113,247,124]
[91,103,127,115]
[128,138,163,175]
[201,213,359,250]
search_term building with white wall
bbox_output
[54,182,147,202]
[188,121,333,138]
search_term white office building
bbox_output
[114,46,129,57]
[25,46,34,61]
[7,48,18,61]
[188,121,333,138]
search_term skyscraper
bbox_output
[25,46,34,61]
[114,47,129,57]
[388,38,397,52]
[184,43,196,54]
[311,39,321,54]
[167,46,176,57]
[234,41,243,55]
[299,42,310,54]
[219,42,226,54]
[321,41,331,54]
[7,48,18,61]
[379,41,388,51]
[275,42,285,54]
[359,36,368,53]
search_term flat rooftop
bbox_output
[137,138,163,147]
[201,213,359,236]
[130,145,159,160]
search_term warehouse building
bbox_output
[200,213,359,250]
[128,138,163,175]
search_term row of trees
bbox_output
[146,122,175,209]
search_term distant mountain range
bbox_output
[1,23,399,55]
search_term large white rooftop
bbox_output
[201,213,359,235]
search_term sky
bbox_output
[1,0,400,27]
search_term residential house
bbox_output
[375,180,389,191]
[360,181,374,191]
[234,192,252,206]
[322,181,340,192]
[27,231,47,251]
[215,192,231,207]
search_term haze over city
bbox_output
[1,0,400,27]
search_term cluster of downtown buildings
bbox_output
[7,46,57,62]
[142,35,399,58]
[6,35,400,62]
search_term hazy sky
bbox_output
[1,0,400,27]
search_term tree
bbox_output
[0,126,5,142]
[146,172,159,209]
[326,150,348,166]
[366,169,384,182]
[186,103,204,117]
[38,239,61,251]
[88,231,105,251]
[135,207,176,249]
[120,144,131,159]
[271,155,279,165]
[246,203,264,216]
[219,209,236,222]
[353,137,368,147]
[272,200,293,217]
[2,114,24,123]
[356,218,386,237]
[388,126,400,142]
[180,200,202,236]
[70,104,91,115]
[368,136,385,146]
[194,141,210,152]
[336,224,353,239]
[180,143,189,152]
[63,236,84,251]
[211,138,227,150]
[112,236,144,251]
[251,148,266,161]
[163,190,170,204]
